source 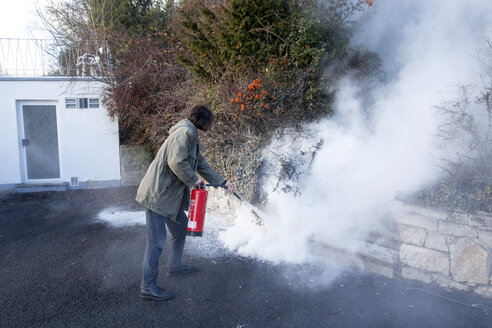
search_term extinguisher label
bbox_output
[188,221,197,229]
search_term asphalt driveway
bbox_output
[0,187,490,328]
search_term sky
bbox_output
[0,0,51,39]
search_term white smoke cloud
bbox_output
[219,0,492,271]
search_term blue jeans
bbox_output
[140,196,189,290]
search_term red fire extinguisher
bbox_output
[187,181,242,237]
[187,182,208,237]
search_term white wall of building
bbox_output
[0,77,120,189]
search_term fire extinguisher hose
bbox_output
[202,183,266,225]
[203,184,243,202]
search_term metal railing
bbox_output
[0,38,111,77]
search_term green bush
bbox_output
[169,0,369,196]
[174,0,363,133]
[177,0,294,80]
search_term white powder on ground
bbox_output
[185,213,235,258]
[96,207,235,258]
[94,205,348,290]
[97,207,146,227]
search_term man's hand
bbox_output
[224,181,235,194]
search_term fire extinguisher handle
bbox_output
[195,181,206,189]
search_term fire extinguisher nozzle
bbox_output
[233,192,243,202]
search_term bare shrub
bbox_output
[413,40,492,213]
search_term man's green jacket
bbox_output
[136,119,225,222]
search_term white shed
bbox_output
[0,77,121,192]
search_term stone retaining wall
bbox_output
[120,145,152,186]
[397,204,492,297]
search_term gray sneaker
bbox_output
[140,287,175,301]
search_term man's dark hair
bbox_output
[187,105,213,131]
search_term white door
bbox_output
[17,101,61,182]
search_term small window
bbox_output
[89,98,100,108]
[65,98,77,109]
[78,98,88,109]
